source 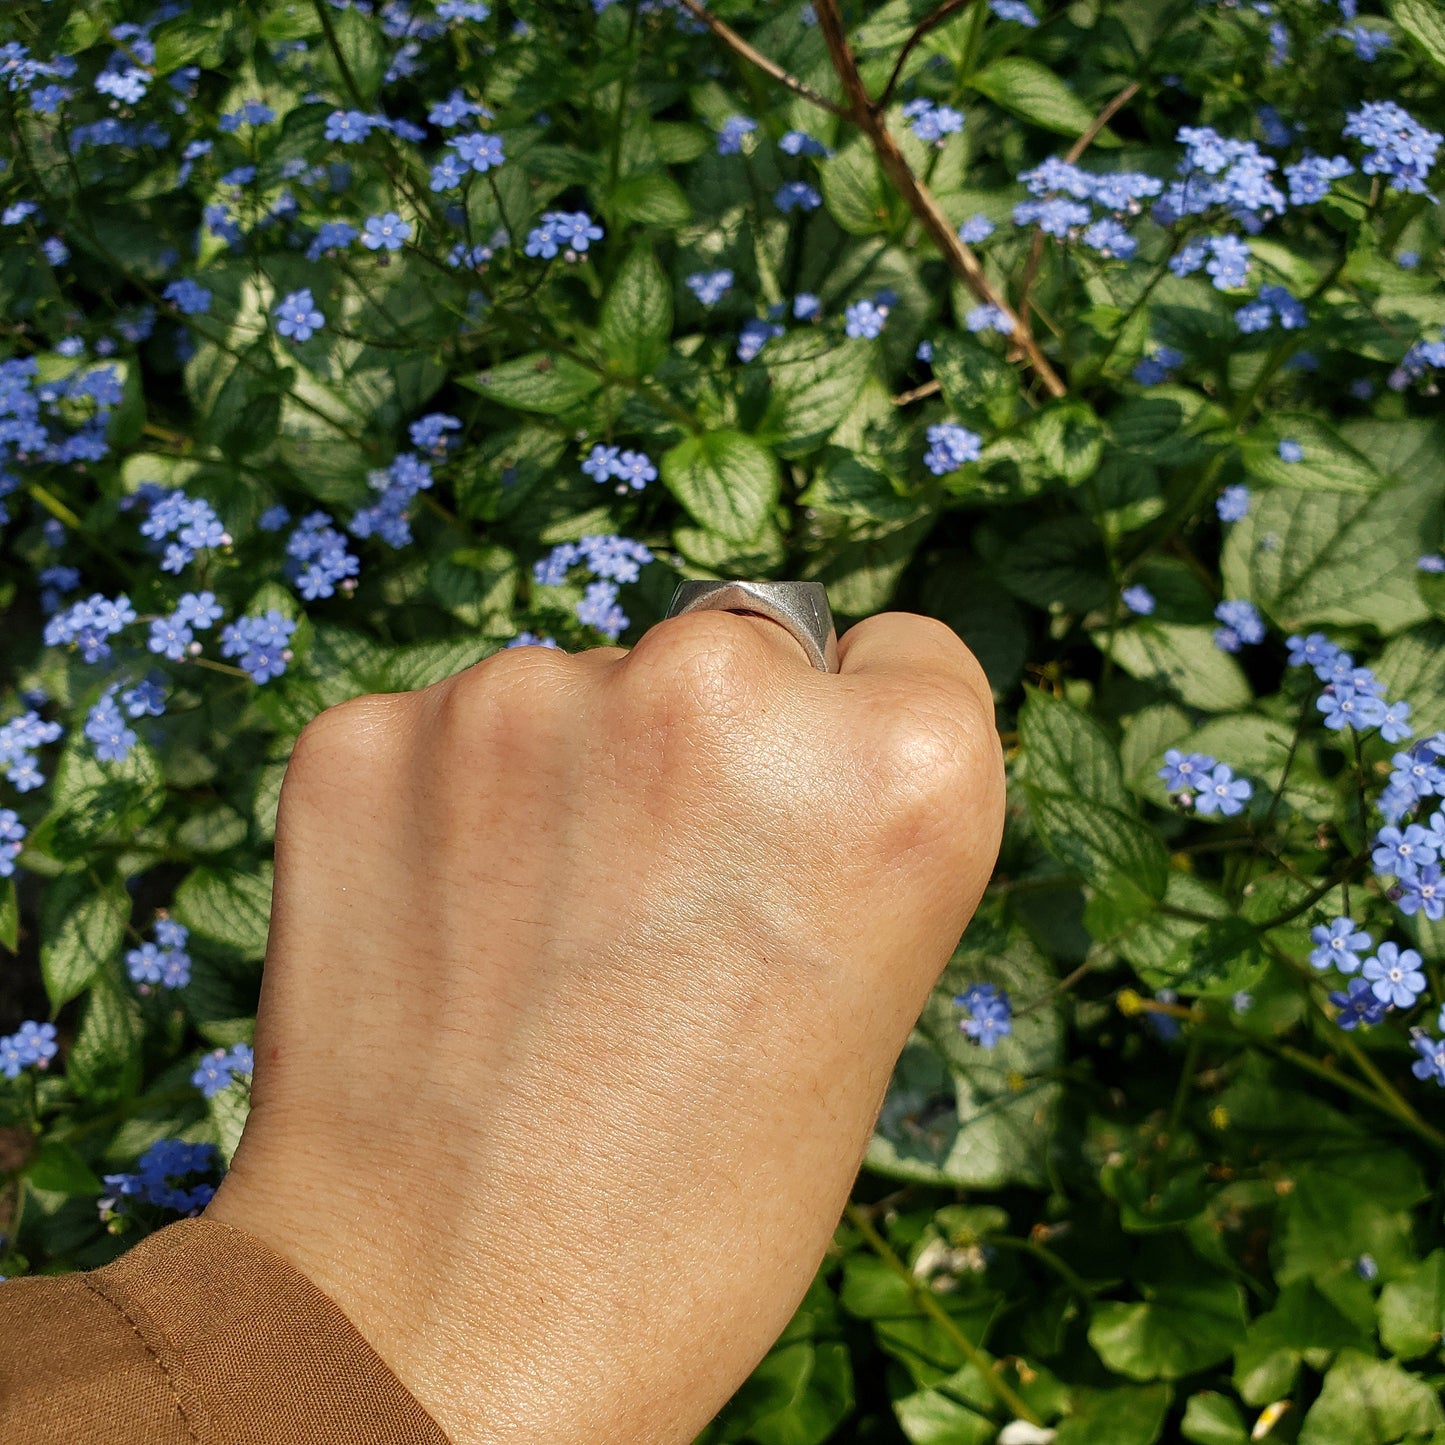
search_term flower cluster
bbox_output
[1158,750,1254,817]
[737,317,785,362]
[1342,101,1443,196]
[1235,284,1308,333]
[42,594,137,665]
[191,1042,256,1099]
[954,983,1013,1048]
[274,287,325,342]
[687,269,733,307]
[716,114,757,155]
[844,295,892,340]
[126,917,192,992]
[1012,157,1162,247]
[100,1139,220,1219]
[1285,633,1411,743]
[923,422,982,476]
[524,210,604,259]
[0,1019,57,1079]
[1213,598,1266,653]
[532,534,656,642]
[0,711,63,792]
[1133,344,1184,386]
[218,610,298,685]
[582,444,657,493]
[149,590,223,663]
[902,98,964,146]
[0,808,23,876]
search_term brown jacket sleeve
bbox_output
[0,1215,450,1444]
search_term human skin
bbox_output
[204,607,1006,1444]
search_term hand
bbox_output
[204,607,1005,1444]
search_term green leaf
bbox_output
[868,929,1063,1190]
[156,12,244,68]
[1091,874,1228,982]
[1378,1250,1445,1360]
[42,737,166,863]
[1221,475,1441,635]
[1233,1279,1370,1405]
[706,1297,854,1445]
[1019,691,1168,904]
[1089,1271,1248,1381]
[1389,0,1445,72]
[377,637,494,691]
[1027,791,1170,904]
[674,521,789,578]
[1019,688,1130,808]
[1055,1385,1172,1445]
[323,7,388,101]
[173,866,274,961]
[918,556,1028,695]
[599,246,672,378]
[208,1079,252,1170]
[1032,398,1105,484]
[1241,414,1387,494]
[804,513,933,617]
[891,1387,994,1444]
[819,135,892,235]
[610,172,692,227]
[1278,1153,1426,1291]
[463,351,603,415]
[1095,623,1252,713]
[1297,1350,1445,1444]
[66,971,145,1104]
[1107,388,1229,467]
[839,1252,999,1376]
[1181,1393,1249,1445]
[932,332,1022,432]
[661,430,780,543]
[24,1140,103,1196]
[760,333,875,455]
[798,452,921,523]
[1100,1152,1212,1232]
[1374,623,1445,736]
[990,516,1112,613]
[40,873,129,1012]
[971,58,1120,142]
[0,878,16,955]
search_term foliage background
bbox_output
[2,0,1445,1440]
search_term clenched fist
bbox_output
[204,607,1005,1444]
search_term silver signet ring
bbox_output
[664,580,840,674]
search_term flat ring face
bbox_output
[664,580,840,673]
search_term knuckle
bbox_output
[291,693,403,772]
[865,687,1003,849]
[283,693,408,813]
[620,612,767,725]
[427,641,574,745]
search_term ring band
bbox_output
[664,581,840,673]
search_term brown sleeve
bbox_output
[0,1215,450,1445]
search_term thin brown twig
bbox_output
[672,0,848,117]
[810,0,1067,399]
[892,378,941,406]
[877,0,978,111]
[1015,80,1139,338]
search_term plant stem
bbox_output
[811,0,1066,399]
[672,0,847,115]
[877,0,980,110]
[844,1202,1046,1426]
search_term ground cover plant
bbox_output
[2,0,1445,1438]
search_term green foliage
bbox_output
[2,0,1445,1439]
